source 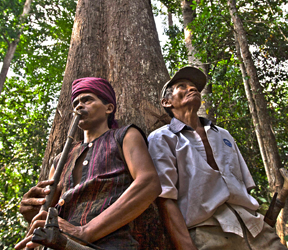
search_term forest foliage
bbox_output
[0,0,76,248]
[0,0,287,248]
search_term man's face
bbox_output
[165,79,201,112]
[72,92,113,130]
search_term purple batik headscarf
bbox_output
[71,77,118,129]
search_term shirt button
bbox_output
[58,199,65,206]
[88,142,93,148]
[83,160,88,165]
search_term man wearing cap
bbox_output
[16,77,161,250]
[148,66,286,249]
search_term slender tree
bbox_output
[181,0,214,121]
[228,0,287,243]
[0,0,32,94]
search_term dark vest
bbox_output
[54,125,170,249]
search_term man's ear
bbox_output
[105,103,114,115]
[161,98,172,108]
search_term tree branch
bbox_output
[1,33,10,46]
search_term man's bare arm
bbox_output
[157,198,198,250]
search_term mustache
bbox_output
[78,110,88,117]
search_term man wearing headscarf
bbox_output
[16,77,161,250]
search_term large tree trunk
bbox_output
[181,0,214,121]
[40,0,169,180]
[0,0,32,94]
[228,0,287,244]
[39,0,170,248]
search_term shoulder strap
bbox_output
[113,130,128,168]
[113,124,147,168]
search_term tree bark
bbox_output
[0,0,32,94]
[168,12,173,27]
[40,0,169,179]
[228,0,287,244]
[233,31,270,183]
[39,0,170,247]
[0,41,18,93]
[181,0,214,121]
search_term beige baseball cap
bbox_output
[161,66,207,98]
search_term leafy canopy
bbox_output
[0,0,76,248]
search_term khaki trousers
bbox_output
[189,222,287,250]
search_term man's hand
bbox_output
[15,210,48,250]
[19,179,54,223]
[15,209,85,250]
[32,226,68,250]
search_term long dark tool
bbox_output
[41,111,81,212]
[26,111,81,250]
[264,168,288,227]
[30,111,104,249]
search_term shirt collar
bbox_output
[169,117,218,134]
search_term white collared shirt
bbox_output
[148,118,263,237]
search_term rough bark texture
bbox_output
[39,0,170,248]
[181,0,214,122]
[0,0,32,94]
[40,0,169,179]
[234,32,270,184]
[228,0,287,244]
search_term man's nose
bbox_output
[187,85,198,92]
[75,102,84,110]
